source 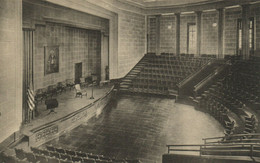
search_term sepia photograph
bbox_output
[0,0,260,162]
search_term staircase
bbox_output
[119,56,148,91]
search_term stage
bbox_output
[20,83,114,147]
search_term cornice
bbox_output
[26,0,260,18]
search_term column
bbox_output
[0,0,23,142]
[155,15,161,55]
[196,11,202,56]
[175,13,181,56]
[217,8,224,58]
[241,4,250,60]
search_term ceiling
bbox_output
[125,0,222,7]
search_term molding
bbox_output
[144,0,258,15]
[43,0,116,20]
[37,0,259,16]
[86,0,145,15]
[43,17,103,31]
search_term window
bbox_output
[237,19,242,55]
[187,23,196,54]
[249,17,254,55]
[237,18,254,55]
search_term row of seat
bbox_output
[196,58,260,135]
[128,54,212,95]
[44,145,141,163]
[15,148,72,163]
[147,52,217,59]
[198,93,232,128]
[244,115,257,134]
[15,147,141,163]
[45,146,108,161]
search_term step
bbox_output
[120,88,129,91]
[120,85,130,88]
[120,82,132,85]
[122,79,132,82]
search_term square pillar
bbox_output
[241,4,250,60]
[217,8,224,58]
[155,15,161,56]
[175,13,181,56]
[196,11,202,56]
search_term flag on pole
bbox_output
[27,83,35,111]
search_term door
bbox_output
[75,62,82,84]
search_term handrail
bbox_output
[177,59,212,88]
[193,64,227,92]
[166,143,260,159]
[167,143,260,147]
[202,133,260,144]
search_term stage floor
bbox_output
[45,95,224,163]
[21,84,112,136]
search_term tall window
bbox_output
[249,17,254,55]
[237,19,242,56]
[237,18,254,55]
[187,23,196,54]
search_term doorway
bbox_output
[75,62,82,84]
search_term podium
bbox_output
[45,99,58,114]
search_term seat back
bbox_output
[75,84,81,92]
[80,77,85,83]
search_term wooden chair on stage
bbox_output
[75,84,87,98]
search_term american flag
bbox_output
[27,84,35,111]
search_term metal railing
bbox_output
[166,143,260,158]
[203,133,260,144]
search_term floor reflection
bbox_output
[46,95,224,163]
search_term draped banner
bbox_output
[23,29,35,123]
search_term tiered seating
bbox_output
[244,115,257,134]
[127,53,212,96]
[13,146,141,163]
[198,88,234,133]
[197,58,260,135]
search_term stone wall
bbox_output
[224,8,242,55]
[148,17,156,53]
[33,24,101,90]
[201,11,218,55]
[160,15,176,54]
[118,11,146,78]
[23,1,107,89]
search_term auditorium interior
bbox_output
[1,0,260,162]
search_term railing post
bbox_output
[200,145,202,156]
[250,144,254,158]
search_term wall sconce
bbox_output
[212,23,217,27]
